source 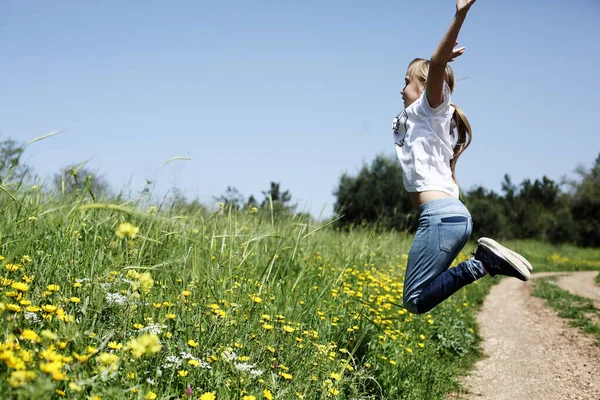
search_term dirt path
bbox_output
[461,272,600,400]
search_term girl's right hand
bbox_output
[456,0,477,16]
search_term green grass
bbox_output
[596,273,600,285]
[0,188,496,400]
[0,186,596,399]
[501,239,600,272]
[532,278,600,345]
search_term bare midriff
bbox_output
[409,190,454,210]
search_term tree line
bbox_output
[2,136,599,247]
[333,153,600,247]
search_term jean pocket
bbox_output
[438,215,469,253]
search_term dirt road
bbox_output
[462,272,600,400]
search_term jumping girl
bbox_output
[393,0,533,314]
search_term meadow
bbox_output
[1,187,599,400]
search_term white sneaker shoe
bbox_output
[477,237,533,272]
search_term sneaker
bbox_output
[477,238,533,272]
[473,240,531,281]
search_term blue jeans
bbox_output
[403,198,486,314]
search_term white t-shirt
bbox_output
[392,82,459,198]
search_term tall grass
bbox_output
[0,186,499,399]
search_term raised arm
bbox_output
[426,0,477,109]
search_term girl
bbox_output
[393,0,532,314]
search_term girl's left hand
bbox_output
[456,0,477,15]
[448,41,466,62]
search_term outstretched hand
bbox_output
[449,41,466,62]
[456,0,477,15]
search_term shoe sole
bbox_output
[478,238,533,272]
[477,238,531,281]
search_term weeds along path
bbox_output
[555,271,600,308]
[461,272,600,400]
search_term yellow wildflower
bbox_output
[39,361,62,374]
[11,282,29,292]
[19,350,33,362]
[6,263,21,272]
[20,329,40,342]
[6,304,21,313]
[145,392,157,400]
[127,271,154,294]
[329,372,340,381]
[73,352,90,362]
[108,341,123,350]
[70,297,81,304]
[116,222,139,239]
[97,352,119,372]
[178,370,189,377]
[188,339,199,347]
[264,390,273,400]
[126,334,161,358]
[42,304,57,313]
[200,393,216,400]
[8,370,36,387]
[52,370,67,381]
[47,284,60,292]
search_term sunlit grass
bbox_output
[0,184,595,399]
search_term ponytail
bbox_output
[449,103,472,185]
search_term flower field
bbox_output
[0,187,543,400]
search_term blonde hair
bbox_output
[407,58,472,184]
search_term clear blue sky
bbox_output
[2,0,599,218]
